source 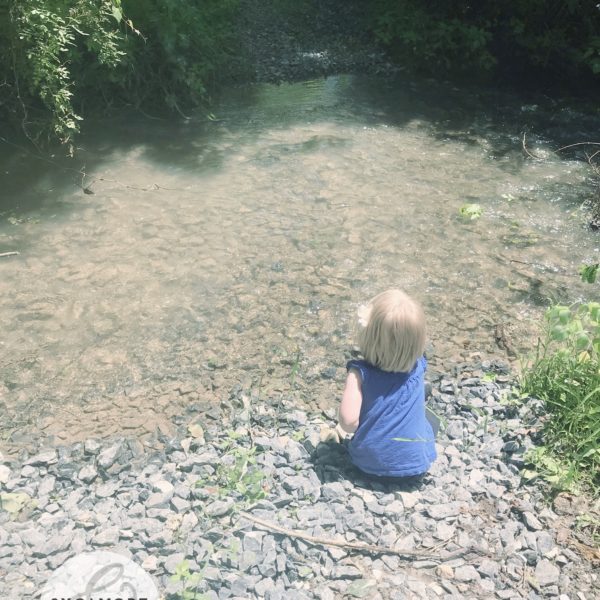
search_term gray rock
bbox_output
[152,479,174,495]
[535,559,560,587]
[96,481,119,498]
[346,579,377,598]
[254,578,276,596]
[93,527,120,546]
[406,578,428,597]
[522,511,543,531]
[19,528,45,548]
[35,530,74,557]
[205,499,235,517]
[321,482,346,501]
[454,565,480,582]
[397,491,419,509]
[333,565,362,579]
[239,549,259,571]
[146,491,172,509]
[284,441,307,463]
[499,521,521,548]
[445,421,464,439]
[84,439,102,455]
[435,522,455,540]
[243,531,264,553]
[384,500,404,517]
[77,464,98,483]
[38,476,56,496]
[20,465,37,478]
[170,496,190,513]
[426,502,465,519]
[55,461,79,480]
[395,533,416,552]
[173,484,191,499]
[536,531,555,555]
[24,450,57,466]
[97,443,123,469]
[365,499,385,516]
[258,550,277,578]
[0,465,10,483]
[502,440,520,453]
[477,559,500,578]
[180,511,199,533]
[163,552,186,574]
[230,576,249,596]
[282,476,318,498]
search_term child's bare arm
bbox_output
[338,368,362,433]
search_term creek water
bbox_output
[1,74,598,448]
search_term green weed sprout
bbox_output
[579,263,599,284]
[170,560,207,600]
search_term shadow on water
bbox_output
[2,72,600,222]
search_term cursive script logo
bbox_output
[41,551,159,600]
[63,561,140,600]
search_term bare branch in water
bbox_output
[521,132,544,160]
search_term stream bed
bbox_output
[1,74,598,451]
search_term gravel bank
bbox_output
[1,362,598,599]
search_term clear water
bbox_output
[1,75,598,448]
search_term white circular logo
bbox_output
[41,550,159,600]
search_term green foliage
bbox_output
[521,446,581,494]
[114,0,240,111]
[0,0,240,145]
[1,0,125,144]
[368,0,600,81]
[520,302,600,495]
[170,560,208,600]
[458,203,482,221]
[368,1,494,73]
[197,432,268,509]
[580,263,599,284]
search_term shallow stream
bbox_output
[1,75,598,449]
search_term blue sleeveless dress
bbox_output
[346,356,436,477]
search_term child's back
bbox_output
[346,356,435,477]
[338,289,436,479]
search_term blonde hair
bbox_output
[356,289,426,373]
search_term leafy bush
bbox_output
[521,302,600,494]
[0,0,240,146]
[0,0,125,144]
[369,1,494,73]
[368,0,600,81]
[109,0,240,112]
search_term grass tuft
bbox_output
[520,302,600,495]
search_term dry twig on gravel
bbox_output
[239,512,482,563]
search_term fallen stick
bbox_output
[0,251,19,258]
[522,132,544,160]
[239,512,477,562]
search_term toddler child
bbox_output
[338,289,437,479]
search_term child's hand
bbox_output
[319,424,351,443]
[335,423,350,440]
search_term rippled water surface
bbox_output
[1,75,598,448]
